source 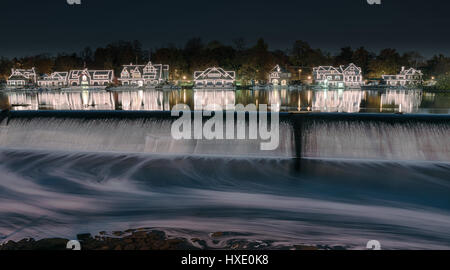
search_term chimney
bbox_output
[401,66,405,72]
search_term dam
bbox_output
[0,110,448,162]
[0,93,449,250]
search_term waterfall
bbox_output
[302,120,450,161]
[0,111,449,161]
[0,111,295,158]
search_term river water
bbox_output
[0,88,449,250]
[1,88,449,114]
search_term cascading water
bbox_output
[302,120,450,161]
[0,111,449,249]
[0,111,449,161]
[0,112,295,158]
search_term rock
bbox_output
[294,245,319,251]
[332,246,347,250]
[131,231,148,239]
[211,232,224,238]
[35,238,69,250]
[113,231,124,237]
[77,233,92,241]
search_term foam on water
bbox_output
[0,115,294,158]
[0,150,449,249]
[0,111,449,249]
[303,121,450,161]
[0,111,449,161]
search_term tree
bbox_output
[152,46,187,80]
[435,73,450,90]
[81,47,93,66]
[335,47,353,66]
[425,54,450,78]
[367,48,402,78]
[53,53,83,71]
[0,57,13,81]
[402,51,424,68]
[232,37,246,51]
[352,47,373,74]
[290,40,330,70]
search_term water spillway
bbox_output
[1,110,449,250]
[298,114,450,162]
[0,110,449,162]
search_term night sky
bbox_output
[1,0,449,58]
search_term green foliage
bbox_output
[0,39,449,83]
[0,57,13,81]
[436,73,450,90]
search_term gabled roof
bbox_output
[270,65,289,74]
[9,68,36,79]
[68,69,88,79]
[8,75,29,80]
[12,68,36,74]
[194,67,236,80]
[38,72,69,81]
[400,67,423,76]
[68,69,113,80]
[313,66,341,74]
[89,70,114,79]
[314,64,362,75]
[383,67,423,77]
[120,62,166,76]
[341,63,361,73]
[53,72,68,79]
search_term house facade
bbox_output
[313,63,363,88]
[68,69,114,86]
[7,68,37,87]
[382,67,423,87]
[37,72,69,87]
[194,67,235,88]
[118,61,169,86]
[268,65,292,86]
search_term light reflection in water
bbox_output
[0,88,448,114]
[380,90,423,113]
[194,90,236,111]
[312,90,363,113]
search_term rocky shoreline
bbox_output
[0,229,350,250]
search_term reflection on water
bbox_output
[381,90,423,113]
[194,90,236,111]
[1,88,449,114]
[312,90,363,113]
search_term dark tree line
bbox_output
[1,38,450,87]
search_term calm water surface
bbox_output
[1,88,450,114]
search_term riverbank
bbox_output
[0,228,349,250]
